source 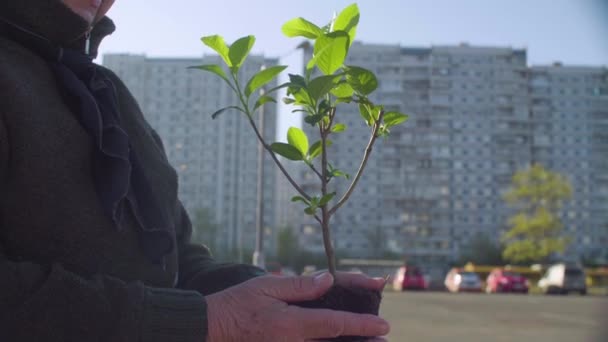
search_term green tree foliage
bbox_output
[502,164,573,264]
[459,233,504,265]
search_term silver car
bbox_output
[538,263,587,295]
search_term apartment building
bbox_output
[295,42,607,263]
[530,65,608,259]
[103,54,281,258]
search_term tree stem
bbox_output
[329,111,384,216]
[320,117,337,277]
[246,115,312,202]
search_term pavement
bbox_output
[380,291,608,342]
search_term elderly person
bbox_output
[0,0,390,341]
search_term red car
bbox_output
[485,268,529,294]
[393,266,427,291]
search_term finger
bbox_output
[293,307,390,339]
[334,272,386,291]
[251,273,334,302]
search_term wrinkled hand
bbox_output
[205,273,390,342]
[316,270,388,292]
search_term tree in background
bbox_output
[502,164,572,264]
[191,208,220,252]
[459,233,504,265]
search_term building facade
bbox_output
[103,54,281,260]
[530,65,608,260]
[103,43,608,265]
[295,42,607,264]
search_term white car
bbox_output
[538,263,587,295]
[444,268,482,293]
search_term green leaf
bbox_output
[384,112,409,128]
[335,97,354,104]
[266,82,291,94]
[319,192,336,206]
[188,64,232,88]
[308,140,333,159]
[286,74,313,106]
[245,65,288,98]
[283,97,296,105]
[317,99,331,114]
[331,123,346,133]
[288,74,307,88]
[282,17,323,38]
[371,105,383,121]
[308,74,341,101]
[304,206,317,215]
[331,82,355,98]
[228,35,255,70]
[333,3,359,45]
[378,125,390,137]
[270,143,303,161]
[287,127,309,156]
[211,106,242,119]
[332,169,350,180]
[201,35,231,66]
[312,31,350,75]
[359,104,373,125]
[304,114,324,126]
[291,196,310,205]
[254,95,277,111]
[306,58,317,72]
[292,90,313,107]
[345,66,378,95]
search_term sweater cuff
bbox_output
[141,287,207,342]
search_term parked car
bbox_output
[485,268,529,294]
[538,263,587,295]
[393,266,427,291]
[444,268,482,293]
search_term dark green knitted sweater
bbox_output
[0,1,264,341]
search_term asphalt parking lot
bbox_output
[380,291,608,342]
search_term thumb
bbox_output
[255,273,334,302]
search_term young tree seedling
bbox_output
[191,3,408,277]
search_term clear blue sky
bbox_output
[99,0,608,66]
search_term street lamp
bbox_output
[253,64,267,269]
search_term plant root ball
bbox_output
[294,284,383,342]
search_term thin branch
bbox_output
[329,111,385,216]
[231,72,249,112]
[314,215,323,225]
[308,163,324,180]
[245,112,312,202]
[327,105,337,132]
[319,115,336,276]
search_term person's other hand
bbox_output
[205,273,390,342]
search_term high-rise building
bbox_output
[295,42,607,263]
[103,54,281,259]
[103,43,607,264]
[530,64,608,260]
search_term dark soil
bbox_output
[294,284,383,342]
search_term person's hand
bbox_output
[316,270,388,292]
[205,273,390,342]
